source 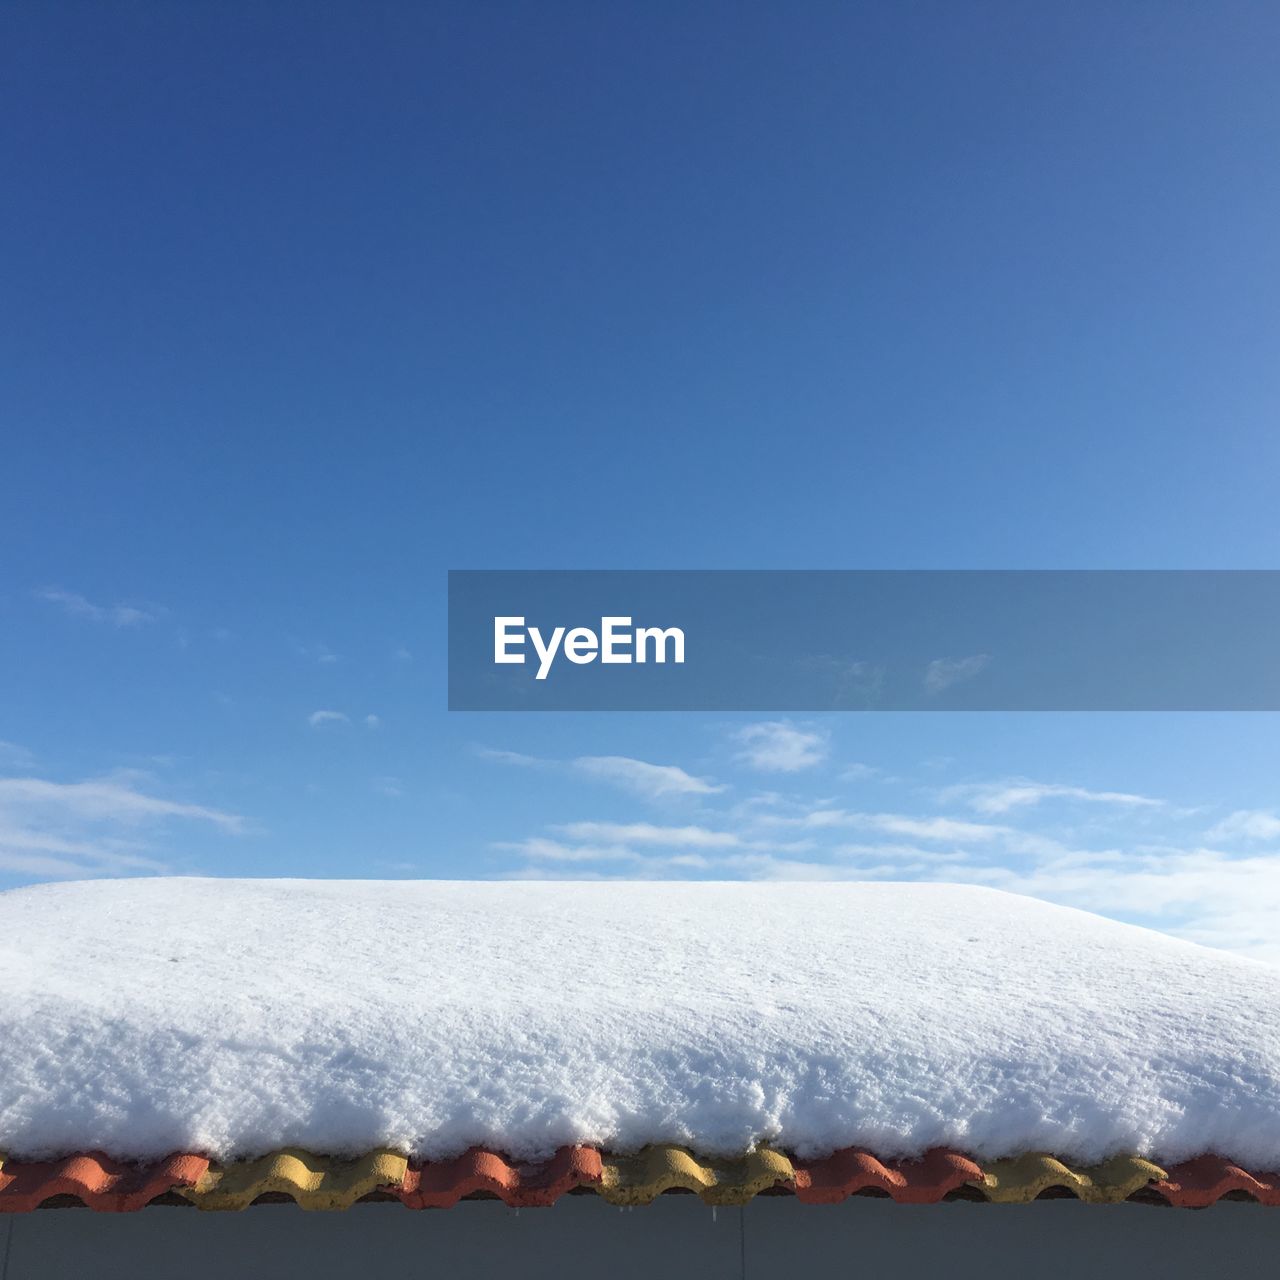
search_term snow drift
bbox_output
[0,878,1277,1165]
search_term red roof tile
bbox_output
[792,1147,983,1204]
[397,1145,602,1208]
[0,1152,209,1212]
[1152,1156,1280,1207]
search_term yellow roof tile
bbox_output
[972,1153,1166,1204]
[598,1144,795,1206]
[180,1148,408,1211]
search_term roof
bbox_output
[1,1146,1276,1212]
[2,878,1279,1199]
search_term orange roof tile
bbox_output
[1152,1156,1280,1207]
[397,1146,602,1208]
[792,1147,982,1204]
[0,1152,208,1213]
[2,1146,1279,1212]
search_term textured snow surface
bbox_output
[1,878,1278,1165]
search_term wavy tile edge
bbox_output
[3,1146,1279,1211]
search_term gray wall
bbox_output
[3,1196,1278,1280]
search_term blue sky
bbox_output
[2,3,1279,958]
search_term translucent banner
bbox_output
[447,570,1280,711]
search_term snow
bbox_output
[0,878,1278,1167]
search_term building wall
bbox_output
[2,1195,1277,1279]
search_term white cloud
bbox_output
[36,587,157,628]
[832,841,976,866]
[0,776,242,831]
[717,853,881,881]
[957,847,1280,964]
[944,778,1163,815]
[497,836,719,875]
[840,762,879,781]
[473,745,549,768]
[859,813,1006,842]
[496,837,642,864]
[732,722,828,772]
[505,846,868,881]
[295,642,339,665]
[768,807,1006,842]
[308,710,349,728]
[364,714,381,729]
[0,773,244,879]
[553,822,739,848]
[752,806,1068,858]
[1206,810,1280,843]
[571,755,726,799]
[476,748,726,799]
[923,654,990,693]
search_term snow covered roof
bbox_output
[1,878,1278,1212]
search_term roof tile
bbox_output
[598,1145,795,1206]
[180,1149,408,1211]
[792,1147,983,1204]
[398,1145,602,1208]
[3,1146,1279,1211]
[1153,1156,1280,1207]
[0,1153,209,1212]
[972,1154,1166,1204]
